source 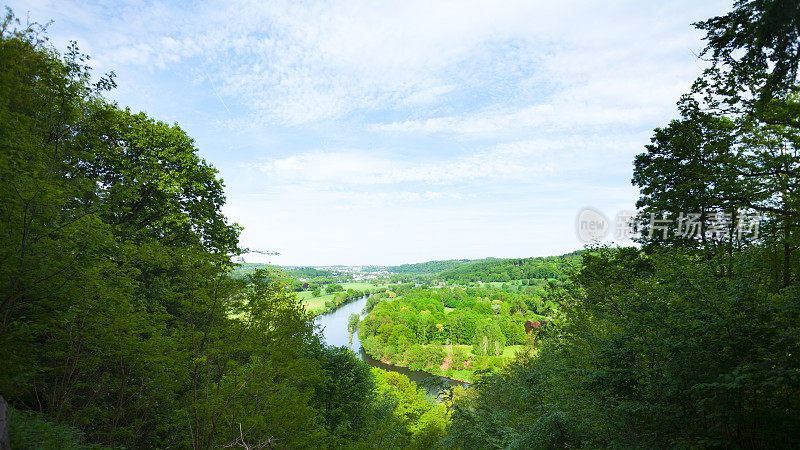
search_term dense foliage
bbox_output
[0,13,442,448]
[371,369,450,448]
[444,1,800,447]
[4,1,799,448]
[445,247,800,448]
[436,253,581,284]
[360,284,558,381]
[388,259,478,276]
[9,406,107,449]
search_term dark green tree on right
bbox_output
[444,2,800,447]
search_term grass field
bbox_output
[298,281,383,313]
[435,344,526,359]
[500,345,526,357]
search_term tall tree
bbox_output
[694,0,800,126]
[633,103,741,252]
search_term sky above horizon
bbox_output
[11,0,731,266]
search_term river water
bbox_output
[314,295,465,397]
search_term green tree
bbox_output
[694,0,800,126]
[0,14,400,448]
[472,320,505,357]
[306,345,376,446]
[326,283,344,294]
[372,369,449,448]
[632,104,742,252]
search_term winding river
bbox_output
[314,295,465,397]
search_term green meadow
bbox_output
[298,281,384,313]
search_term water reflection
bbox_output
[313,295,368,349]
[358,348,465,397]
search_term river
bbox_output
[314,295,465,397]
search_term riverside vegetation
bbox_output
[2,1,800,448]
[359,280,563,382]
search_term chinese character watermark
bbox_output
[614,210,637,240]
[576,208,763,243]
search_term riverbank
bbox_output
[365,354,472,384]
[299,282,386,315]
[360,351,468,396]
[360,344,528,384]
[314,293,466,397]
[308,290,368,316]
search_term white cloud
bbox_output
[372,103,662,134]
[6,0,735,264]
[249,139,576,186]
[15,0,723,126]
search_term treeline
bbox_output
[388,259,478,276]
[443,2,800,447]
[287,266,334,278]
[320,287,385,315]
[231,262,336,284]
[232,264,370,298]
[388,254,581,282]
[229,262,270,279]
[437,252,582,283]
[0,14,443,448]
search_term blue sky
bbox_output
[12,0,731,265]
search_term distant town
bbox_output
[284,265,391,281]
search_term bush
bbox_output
[405,345,426,371]
[452,346,468,369]
[384,345,396,362]
[9,407,107,449]
[424,345,446,368]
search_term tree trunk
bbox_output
[0,395,10,450]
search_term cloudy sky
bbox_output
[12,0,731,265]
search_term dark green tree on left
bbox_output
[0,10,414,449]
[0,9,249,447]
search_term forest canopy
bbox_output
[2,0,800,448]
[0,10,448,448]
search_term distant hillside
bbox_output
[436,251,584,283]
[387,258,485,275]
[286,267,334,278]
[231,252,585,282]
[230,263,333,280]
[229,262,271,279]
[386,251,584,281]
